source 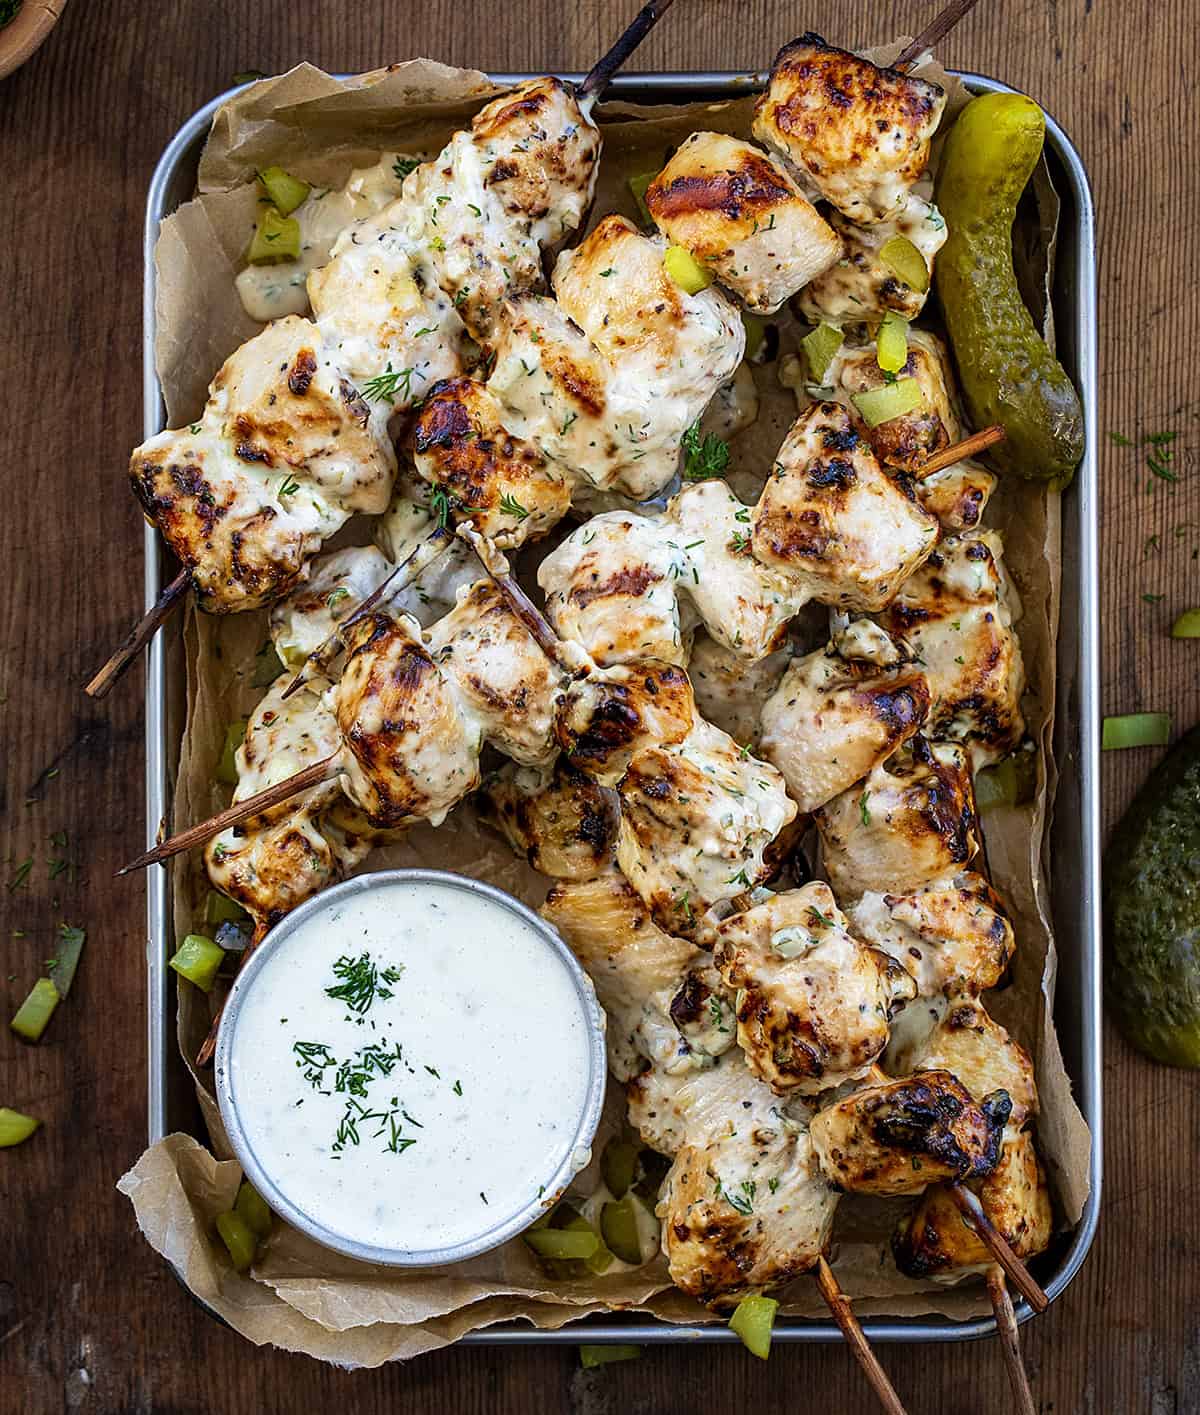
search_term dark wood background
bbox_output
[3,1,1196,1409]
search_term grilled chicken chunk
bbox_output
[546,876,838,1309]
[616,718,798,942]
[914,458,997,532]
[333,612,486,828]
[556,660,696,787]
[810,1068,1010,1196]
[891,999,1051,1279]
[660,1064,838,1308]
[824,328,960,472]
[878,531,1026,768]
[205,675,381,935]
[542,872,734,1081]
[850,871,1016,1001]
[894,1127,1051,1279]
[425,580,560,767]
[270,545,393,670]
[403,77,601,344]
[714,883,916,1095]
[753,34,946,225]
[492,216,745,501]
[480,759,618,880]
[815,737,979,899]
[130,319,392,613]
[306,213,465,414]
[688,632,791,745]
[759,619,930,812]
[795,192,947,326]
[538,510,694,666]
[670,480,805,657]
[408,379,570,547]
[752,401,939,610]
[645,131,841,314]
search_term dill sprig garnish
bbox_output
[324,952,403,1015]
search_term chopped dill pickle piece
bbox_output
[10,978,60,1042]
[879,233,930,292]
[169,934,226,992]
[216,719,248,785]
[247,207,301,265]
[523,1227,600,1261]
[663,245,712,294]
[0,1108,41,1147]
[851,377,922,429]
[875,311,909,374]
[235,1179,273,1238]
[216,1210,257,1271]
[802,323,843,381]
[258,166,310,216]
[729,1293,779,1358]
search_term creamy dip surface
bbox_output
[219,877,600,1257]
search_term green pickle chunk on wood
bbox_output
[934,92,1084,487]
[0,1108,41,1147]
[1105,724,1200,1067]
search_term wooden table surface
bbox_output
[2,0,1196,1409]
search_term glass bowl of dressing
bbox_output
[214,869,608,1266]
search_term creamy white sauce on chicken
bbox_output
[220,878,597,1255]
[236,154,413,322]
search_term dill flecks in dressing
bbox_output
[222,879,596,1254]
[235,154,415,322]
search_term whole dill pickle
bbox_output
[935,93,1084,488]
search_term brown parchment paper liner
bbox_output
[118,49,1091,1365]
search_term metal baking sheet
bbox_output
[141,70,1101,1347]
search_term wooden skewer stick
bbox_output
[85,568,190,700]
[117,754,340,875]
[893,0,984,70]
[577,0,676,102]
[280,525,454,701]
[948,1182,1049,1313]
[987,1264,1037,1415]
[815,1256,909,1415]
[457,526,592,676]
[915,425,1006,479]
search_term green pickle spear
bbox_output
[934,92,1084,487]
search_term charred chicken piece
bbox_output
[877,531,1026,768]
[408,379,570,548]
[542,872,734,1081]
[794,192,947,326]
[752,401,939,611]
[891,998,1051,1279]
[645,130,841,313]
[814,736,980,899]
[555,660,696,786]
[759,619,930,812]
[850,871,1016,1002]
[810,1068,1010,1196]
[714,882,916,1095]
[752,33,946,225]
[688,631,791,745]
[616,719,798,942]
[130,318,393,613]
[479,759,618,881]
[825,328,960,472]
[204,675,383,936]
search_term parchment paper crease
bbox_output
[119,52,1091,1365]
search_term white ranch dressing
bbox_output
[235,154,414,322]
[220,878,598,1257]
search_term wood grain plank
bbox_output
[1,0,1197,1410]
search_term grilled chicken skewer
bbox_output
[87,0,683,699]
[542,873,908,1413]
[122,525,798,950]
